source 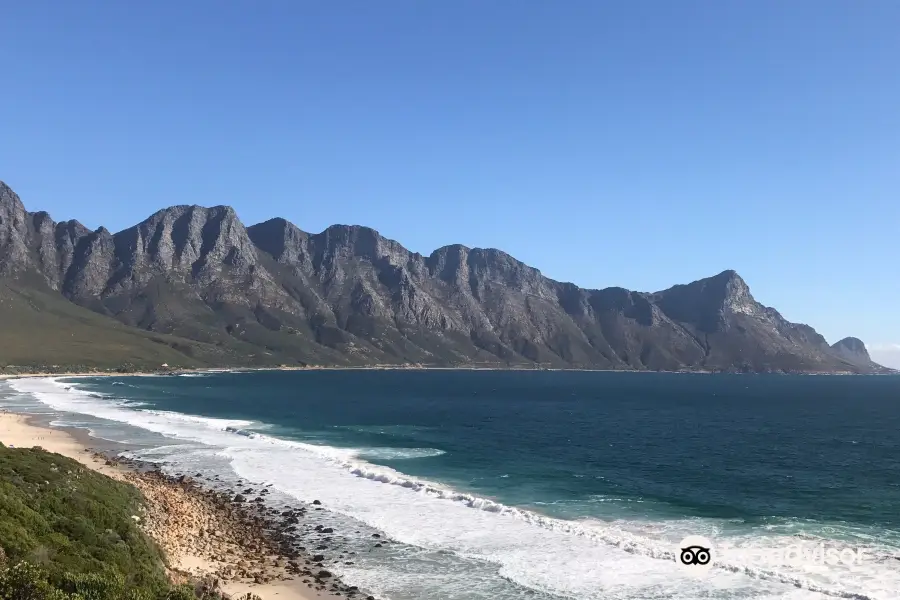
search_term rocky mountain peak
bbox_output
[56,219,91,239]
[0,182,31,276]
[711,269,757,315]
[318,224,382,249]
[0,181,26,225]
[0,181,23,208]
[310,224,415,268]
[137,204,239,228]
[116,203,258,275]
[831,337,871,362]
[247,217,309,264]
[651,269,761,333]
[430,243,471,256]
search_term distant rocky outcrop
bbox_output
[829,337,883,371]
[0,180,891,373]
[832,337,869,359]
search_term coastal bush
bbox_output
[0,446,237,600]
[0,562,74,600]
[59,572,125,600]
[0,445,168,598]
[0,561,163,600]
[0,562,237,600]
[163,586,195,600]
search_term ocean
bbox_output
[2,371,899,600]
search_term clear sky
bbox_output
[1,1,898,366]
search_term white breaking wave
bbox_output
[353,447,446,460]
[6,377,899,600]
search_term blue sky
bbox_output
[1,1,898,366]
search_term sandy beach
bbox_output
[0,410,351,600]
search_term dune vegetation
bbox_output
[0,444,250,600]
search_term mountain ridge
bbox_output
[0,180,891,373]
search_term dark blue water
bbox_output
[6,371,900,600]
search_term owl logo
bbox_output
[676,535,715,575]
[680,545,711,566]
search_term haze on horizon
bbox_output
[1,2,897,367]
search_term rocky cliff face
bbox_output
[832,337,869,359]
[1,182,92,287]
[830,337,880,370]
[0,180,889,372]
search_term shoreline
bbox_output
[0,411,360,600]
[1,365,890,380]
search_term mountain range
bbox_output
[0,180,889,373]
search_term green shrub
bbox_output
[0,446,167,598]
[163,585,196,600]
[0,561,233,600]
[0,447,234,600]
[59,572,124,600]
[0,562,75,600]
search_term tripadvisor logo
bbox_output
[675,535,870,575]
[676,536,715,575]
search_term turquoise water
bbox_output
[4,371,900,600]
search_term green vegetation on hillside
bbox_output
[0,280,343,373]
[0,444,251,600]
[0,443,167,596]
[0,281,234,373]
